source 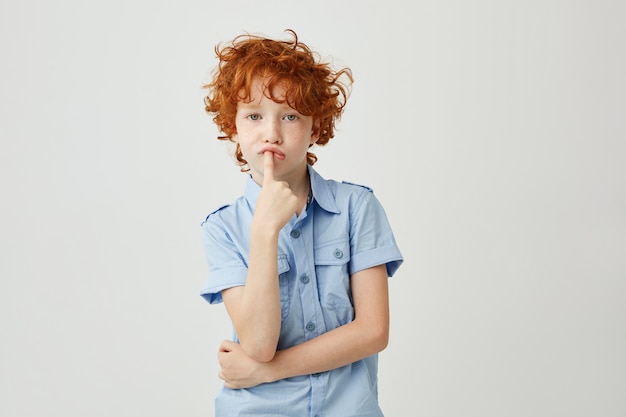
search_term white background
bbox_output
[1,1,625,416]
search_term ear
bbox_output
[310,119,321,145]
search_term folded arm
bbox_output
[218,264,389,389]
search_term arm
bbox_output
[218,264,389,388]
[221,152,299,362]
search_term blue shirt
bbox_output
[200,166,403,417]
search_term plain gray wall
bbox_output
[1,1,624,416]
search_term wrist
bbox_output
[250,220,281,241]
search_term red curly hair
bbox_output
[203,29,353,171]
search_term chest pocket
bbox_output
[314,236,353,312]
[277,254,291,321]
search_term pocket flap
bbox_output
[314,237,350,265]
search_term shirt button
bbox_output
[290,229,301,238]
[300,274,310,284]
[333,248,343,258]
[305,321,316,331]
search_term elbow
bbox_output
[370,323,389,353]
[373,329,389,353]
[242,343,277,363]
[236,326,280,362]
[251,349,276,363]
[355,316,389,354]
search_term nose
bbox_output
[264,119,282,144]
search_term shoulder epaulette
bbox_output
[202,204,230,223]
[341,180,373,192]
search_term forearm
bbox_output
[226,225,282,362]
[265,316,388,382]
[218,318,387,389]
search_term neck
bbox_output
[293,170,311,217]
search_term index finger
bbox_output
[263,151,275,184]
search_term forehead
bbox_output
[240,76,290,104]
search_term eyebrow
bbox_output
[238,101,296,111]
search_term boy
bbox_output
[200,30,403,417]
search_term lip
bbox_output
[259,146,285,160]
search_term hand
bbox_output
[218,340,269,389]
[253,152,298,232]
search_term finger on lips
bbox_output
[263,151,274,181]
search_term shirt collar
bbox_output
[242,165,341,214]
[308,165,340,214]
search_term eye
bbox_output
[247,114,261,121]
[284,114,299,121]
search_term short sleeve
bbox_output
[199,215,248,304]
[348,189,403,277]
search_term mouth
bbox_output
[259,147,285,160]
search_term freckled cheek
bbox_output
[235,136,259,161]
[232,126,253,146]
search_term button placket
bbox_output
[291,217,326,345]
[290,211,331,417]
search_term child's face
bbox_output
[233,77,319,185]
